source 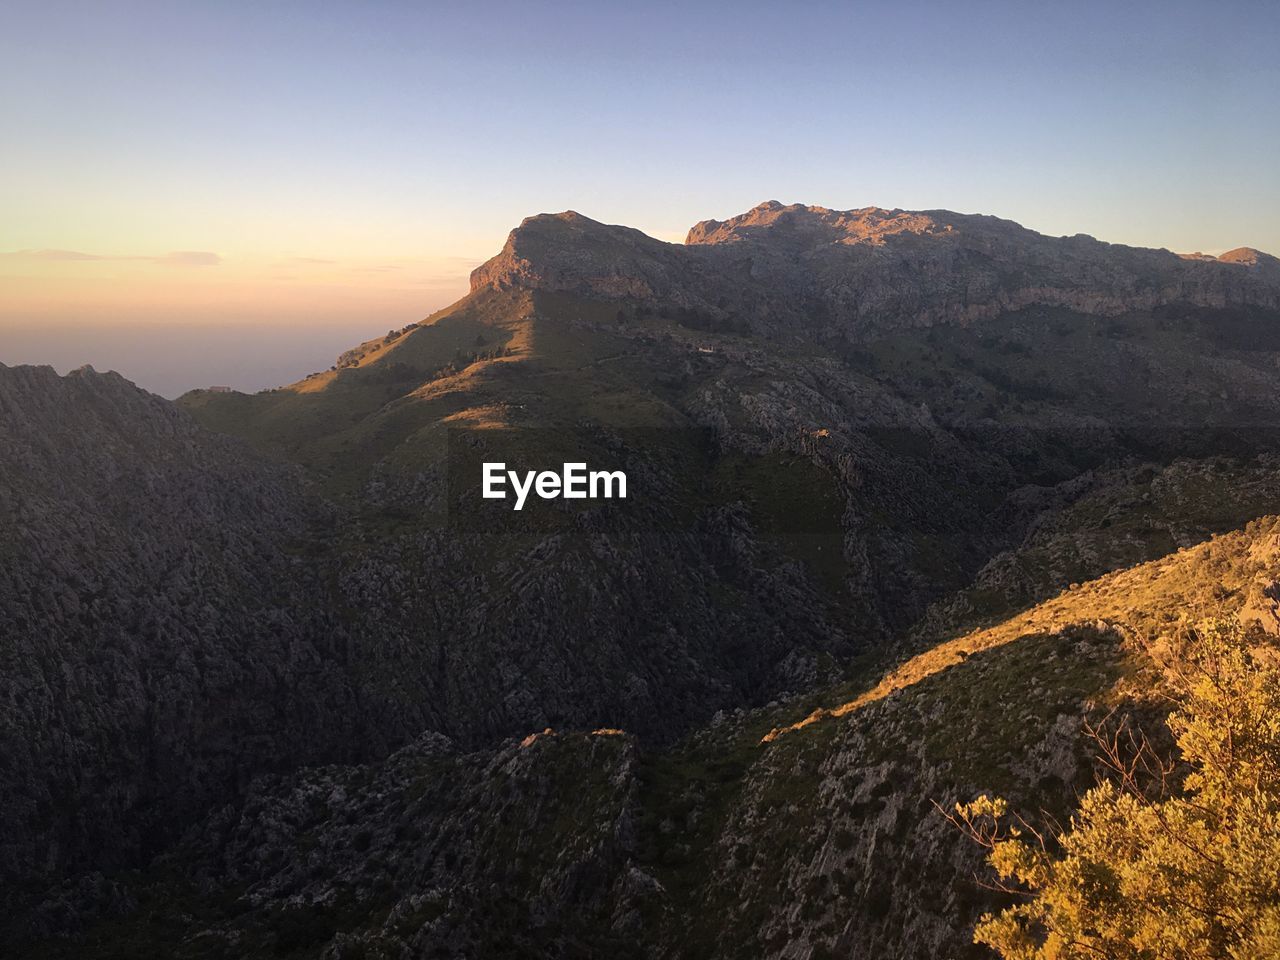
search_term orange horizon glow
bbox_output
[0,250,479,327]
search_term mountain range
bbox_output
[4,201,1280,958]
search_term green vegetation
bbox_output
[179,289,525,497]
[952,615,1280,959]
[708,449,848,593]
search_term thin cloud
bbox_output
[413,269,477,284]
[1,249,222,266]
[156,251,221,267]
[9,249,107,261]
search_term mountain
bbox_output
[477,202,1280,334]
[5,202,1280,957]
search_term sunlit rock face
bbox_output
[473,201,1280,336]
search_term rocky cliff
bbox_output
[472,201,1280,336]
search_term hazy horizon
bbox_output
[1,201,1257,398]
[4,0,1278,395]
[0,317,448,398]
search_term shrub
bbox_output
[948,615,1280,959]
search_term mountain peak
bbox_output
[686,201,957,246]
[515,209,594,229]
[1218,246,1279,269]
[469,209,678,296]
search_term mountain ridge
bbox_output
[471,202,1280,338]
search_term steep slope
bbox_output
[682,516,1280,960]
[29,501,1280,959]
[0,364,361,920]
[916,456,1280,637]
[178,203,1280,733]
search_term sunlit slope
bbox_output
[914,455,1280,638]
[36,511,1280,960]
[178,289,722,501]
[178,289,529,490]
[634,512,1280,960]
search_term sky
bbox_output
[2,0,1278,396]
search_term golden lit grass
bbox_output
[289,368,341,394]
[178,289,538,492]
[763,517,1280,743]
[439,405,515,431]
[407,350,521,401]
[287,314,435,395]
[286,294,494,394]
[182,287,701,504]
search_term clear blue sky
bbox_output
[2,0,1278,394]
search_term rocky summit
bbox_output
[476,201,1280,335]
[5,202,1280,958]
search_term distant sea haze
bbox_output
[0,321,393,398]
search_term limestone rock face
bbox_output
[1216,246,1280,272]
[469,211,714,303]
[472,201,1280,336]
[1242,577,1280,635]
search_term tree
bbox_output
[948,616,1280,959]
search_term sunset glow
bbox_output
[3,0,1278,395]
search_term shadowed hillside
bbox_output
[24,503,1279,959]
